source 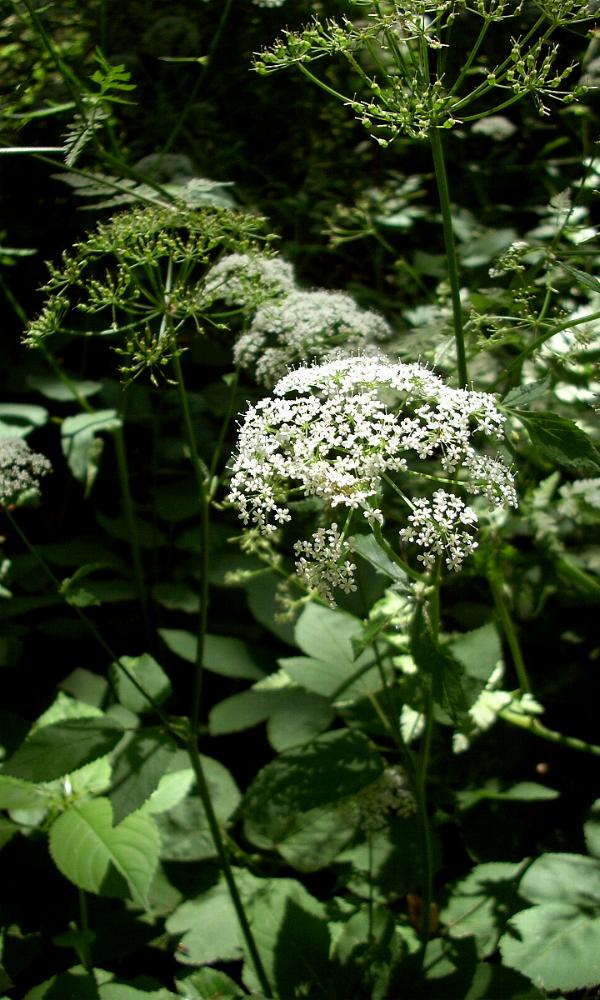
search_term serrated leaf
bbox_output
[110,654,171,713]
[502,378,551,410]
[500,902,600,992]
[518,411,600,473]
[109,730,176,823]
[49,798,160,906]
[558,260,600,293]
[1,718,124,783]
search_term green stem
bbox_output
[500,708,600,757]
[186,739,272,996]
[372,522,427,584]
[112,412,151,642]
[78,889,92,971]
[171,353,210,735]
[429,127,468,387]
[502,308,600,381]
[488,575,532,694]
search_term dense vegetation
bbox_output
[0,1,599,997]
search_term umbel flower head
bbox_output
[202,252,391,386]
[0,438,52,507]
[228,355,517,603]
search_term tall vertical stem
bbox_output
[429,127,468,388]
[112,412,151,642]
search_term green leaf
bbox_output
[500,902,600,992]
[410,605,469,725]
[585,799,600,859]
[440,861,526,958]
[156,756,240,862]
[209,687,333,751]
[352,534,410,588]
[159,629,266,680]
[295,603,360,663]
[110,654,171,713]
[49,798,160,906]
[242,729,383,870]
[27,373,102,402]
[167,878,250,965]
[558,260,600,294]
[502,378,551,410]
[1,718,124,783]
[61,409,122,495]
[242,878,330,999]
[0,403,48,439]
[518,852,600,907]
[175,968,243,998]
[0,776,49,811]
[518,411,600,474]
[109,730,176,824]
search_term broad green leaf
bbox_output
[242,878,330,999]
[110,654,171,713]
[245,573,297,645]
[26,372,102,402]
[0,403,48,439]
[339,814,441,900]
[109,730,176,823]
[159,629,265,680]
[49,798,160,906]
[502,378,551,410]
[518,852,600,907]
[585,799,600,859]
[1,718,124,783]
[152,583,199,614]
[449,625,501,684]
[458,781,559,811]
[500,902,600,992]
[60,668,108,708]
[518,411,600,474]
[141,768,195,815]
[440,861,526,958]
[61,409,122,495]
[294,603,360,664]
[0,776,49,811]
[0,817,19,849]
[156,756,240,862]
[558,260,600,294]
[242,729,383,869]
[209,688,333,750]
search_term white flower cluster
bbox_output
[202,253,391,386]
[228,355,517,599]
[0,438,52,507]
[293,524,357,608]
[235,289,391,387]
[202,252,296,307]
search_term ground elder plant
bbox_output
[1,0,600,997]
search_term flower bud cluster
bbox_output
[229,355,517,601]
[0,438,52,507]
[345,766,417,834]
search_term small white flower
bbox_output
[0,438,52,507]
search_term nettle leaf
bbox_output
[501,378,551,410]
[158,629,265,680]
[49,797,160,906]
[242,729,383,871]
[410,605,469,725]
[61,409,122,495]
[517,411,600,474]
[1,718,124,783]
[242,878,330,999]
[585,799,600,859]
[109,729,176,824]
[440,861,526,958]
[110,654,172,713]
